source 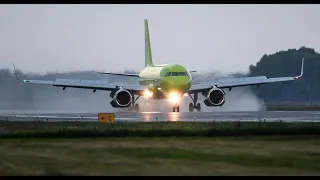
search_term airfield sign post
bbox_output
[98,113,115,124]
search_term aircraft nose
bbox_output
[172,77,191,92]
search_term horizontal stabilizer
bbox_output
[97,72,140,77]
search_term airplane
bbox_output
[13,19,305,112]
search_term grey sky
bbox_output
[0,4,319,74]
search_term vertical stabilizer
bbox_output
[145,19,153,67]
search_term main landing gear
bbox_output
[188,93,201,112]
[128,95,140,112]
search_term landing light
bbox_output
[183,93,188,96]
[169,92,180,104]
[143,90,153,98]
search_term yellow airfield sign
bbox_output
[98,113,115,124]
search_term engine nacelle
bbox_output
[110,89,132,108]
[203,87,226,106]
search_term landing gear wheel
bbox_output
[188,93,200,112]
[173,105,180,112]
[189,103,194,112]
[129,95,141,112]
[134,104,140,112]
[196,103,201,112]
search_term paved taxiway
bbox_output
[1,111,320,122]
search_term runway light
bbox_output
[183,93,188,96]
[169,92,180,103]
[143,90,153,98]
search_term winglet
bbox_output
[12,63,28,83]
[295,58,304,79]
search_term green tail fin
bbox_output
[145,19,153,67]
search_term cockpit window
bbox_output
[179,72,187,76]
[164,72,188,77]
[171,72,178,76]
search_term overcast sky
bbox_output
[0,4,319,74]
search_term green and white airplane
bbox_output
[13,19,305,112]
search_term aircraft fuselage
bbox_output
[138,64,192,99]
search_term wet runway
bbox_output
[1,111,320,122]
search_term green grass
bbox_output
[2,120,320,138]
[1,121,320,175]
[1,137,320,175]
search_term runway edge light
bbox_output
[98,113,115,124]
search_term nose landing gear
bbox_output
[188,93,201,112]
[173,103,180,112]
[170,93,201,112]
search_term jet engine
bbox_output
[203,87,226,106]
[110,89,132,108]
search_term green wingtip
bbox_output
[23,80,27,83]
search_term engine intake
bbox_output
[110,89,132,108]
[203,87,225,106]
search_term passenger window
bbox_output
[172,72,178,76]
[179,72,186,76]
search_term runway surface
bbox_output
[1,111,320,122]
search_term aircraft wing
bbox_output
[189,58,304,94]
[13,65,146,95]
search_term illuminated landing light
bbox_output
[169,92,180,104]
[158,87,161,90]
[183,93,188,96]
[143,90,153,98]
